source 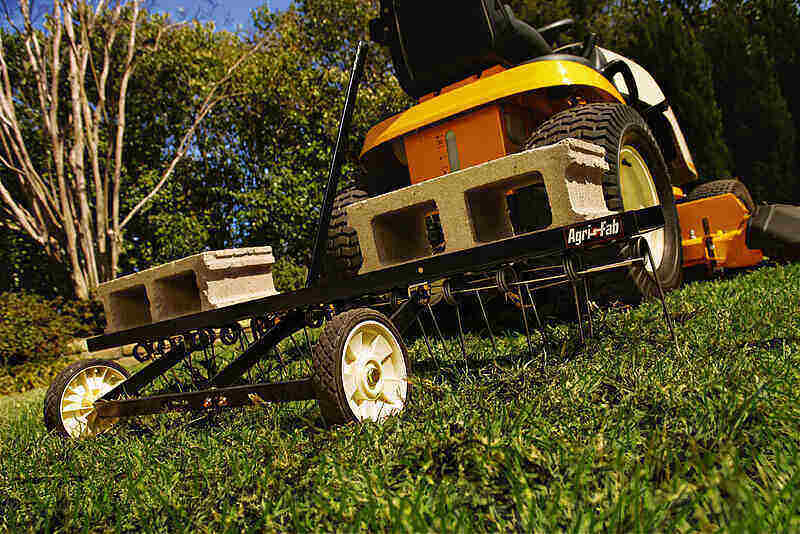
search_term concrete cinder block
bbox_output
[97,247,277,334]
[346,139,613,274]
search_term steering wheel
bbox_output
[536,18,575,41]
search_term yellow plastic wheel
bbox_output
[44,359,129,438]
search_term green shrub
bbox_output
[273,256,308,293]
[59,296,106,337]
[0,292,80,367]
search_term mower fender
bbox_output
[747,204,800,262]
[598,48,698,184]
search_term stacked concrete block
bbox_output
[97,247,278,334]
[346,139,613,274]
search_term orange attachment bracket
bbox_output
[677,193,763,270]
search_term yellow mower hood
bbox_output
[361,60,625,158]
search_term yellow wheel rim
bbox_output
[59,365,126,438]
[341,320,408,422]
[619,144,664,272]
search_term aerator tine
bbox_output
[636,237,680,353]
[474,289,497,352]
[523,283,549,365]
[443,280,469,368]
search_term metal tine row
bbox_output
[407,239,681,373]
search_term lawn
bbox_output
[1,263,799,532]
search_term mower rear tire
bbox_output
[326,189,367,279]
[687,179,755,213]
[526,102,683,299]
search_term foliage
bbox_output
[1,263,799,530]
[0,292,80,367]
[0,1,265,299]
[0,225,71,299]
[701,0,797,202]
[273,256,308,293]
[608,0,732,180]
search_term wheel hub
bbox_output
[341,321,408,421]
[620,144,665,272]
[359,359,384,400]
[60,365,126,438]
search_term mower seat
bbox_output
[370,0,552,99]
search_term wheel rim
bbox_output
[341,320,408,422]
[59,365,126,438]
[619,144,665,272]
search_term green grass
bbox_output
[2,263,800,532]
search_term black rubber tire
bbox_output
[525,102,683,299]
[687,179,755,213]
[325,189,367,279]
[44,358,130,438]
[311,308,411,426]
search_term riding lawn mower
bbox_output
[326,0,800,294]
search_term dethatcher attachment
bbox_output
[43,41,680,438]
[44,221,679,438]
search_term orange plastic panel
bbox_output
[404,105,511,184]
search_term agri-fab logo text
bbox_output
[565,217,623,248]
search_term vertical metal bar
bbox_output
[454,304,468,368]
[524,284,549,363]
[643,239,679,352]
[475,290,496,352]
[427,304,450,360]
[571,281,586,345]
[306,41,370,287]
[416,316,436,363]
[582,277,594,339]
[517,290,535,357]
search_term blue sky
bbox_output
[153,0,292,31]
[2,1,292,32]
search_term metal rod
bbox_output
[520,265,564,274]
[571,281,586,345]
[427,304,450,359]
[524,284,549,363]
[517,290,535,357]
[95,379,317,418]
[475,290,496,352]
[642,239,679,352]
[578,257,645,276]
[454,303,468,367]
[416,316,436,363]
[582,277,594,339]
[511,274,570,286]
[306,41,369,287]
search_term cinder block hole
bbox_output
[425,211,445,254]
[372,200,437,265]
[153,271,201,319]
[506,183,553,235]
[108,285,151,328]
[465,171,550,243]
